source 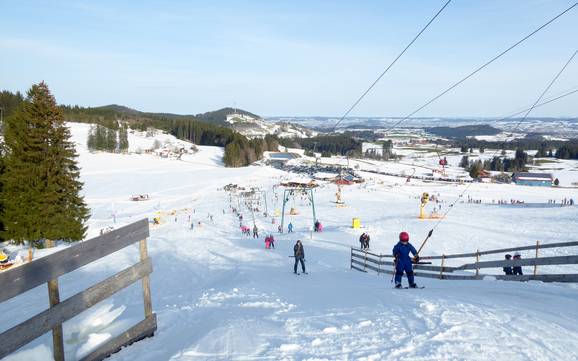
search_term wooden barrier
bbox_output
[0,218,156,360]
[350,240,578,283]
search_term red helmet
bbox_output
[399,232,409,242]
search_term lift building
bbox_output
[512,172,553,187]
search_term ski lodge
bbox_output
[512,172,553,187]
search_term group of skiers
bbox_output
[359,233,371,250]
[503,252,523,275]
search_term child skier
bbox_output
[392,231,418,288]
[293,240,306,274]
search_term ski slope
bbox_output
[3,122,578,361]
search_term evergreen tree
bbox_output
[469,160,483,179]
[105,127,118,152]
[87,125,97,151]
[1,82,89,244]
[118,124,129,152]
[459,155,469,169]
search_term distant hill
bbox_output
[195,107,261,125]
[425,124,500,138]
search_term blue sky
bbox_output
[1,0,576,117]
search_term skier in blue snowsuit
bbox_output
[392,231,418,288]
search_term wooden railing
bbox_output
[350,240,578,283]
[0,218,156,361]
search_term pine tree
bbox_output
[105,127,118,152]
[1,82,89,245]
[118,124,129,152]
[87,125,97,151]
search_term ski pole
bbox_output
[391,257,397,283]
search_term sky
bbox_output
[0,0,577,118]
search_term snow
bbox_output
[2,122,578,360]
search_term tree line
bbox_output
[280,133,362,156]
[460,148,530,178]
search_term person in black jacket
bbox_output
[293,240,306,274]
[512,252,523,275]
[503,254,513,275]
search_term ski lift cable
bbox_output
[429,48,578,235]
[375,2,578,136]
[331,0,452,132]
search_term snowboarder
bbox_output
[253,225,259,238]
[503,254,513,275]
[288,222,294,233]
[513,252,523,275]
[392,231,418,288]
[293,240,306,274]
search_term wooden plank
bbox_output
[351,264,368,273]
[457,255,578,271]
[351,248,382,258]
[45,239,65,361]
[80,314,157,361]
[495,274,578,283]
[0,259,152,359]
[420,240,578,260]
[351,259,380,274]
[139,240,153,318]
[0,219,149,304]
[351,252,381,265]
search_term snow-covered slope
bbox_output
[2,122,578,361]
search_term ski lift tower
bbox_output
[280,181,318,233]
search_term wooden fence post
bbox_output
[363,250,367,272]
[45,240,65,361]
[475,250,480,277]
[439,254,445,279]
[377,255,381,275]
[139,239,153,318]
[534,241,540,277]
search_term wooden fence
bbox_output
[0,218,156,361]
[350,240,578,283]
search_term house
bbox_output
[512,172,553,187]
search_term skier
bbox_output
[503,254,513,275]
[265,235,271,249]
[253,225,259,239]
[392,231,418,288]
[512,252,523,275]
[269,234,275,249]
[364,233,370,250]
[359,233,366,250]
[293,240,306,274]
[288,222,294,233]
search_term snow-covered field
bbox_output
[3,122,578,361]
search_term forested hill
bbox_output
[0,89,271,167]
[425,124,500,138]
[195,107,260,125]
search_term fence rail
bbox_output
[350,239,578,283]
[0,218,156,361]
